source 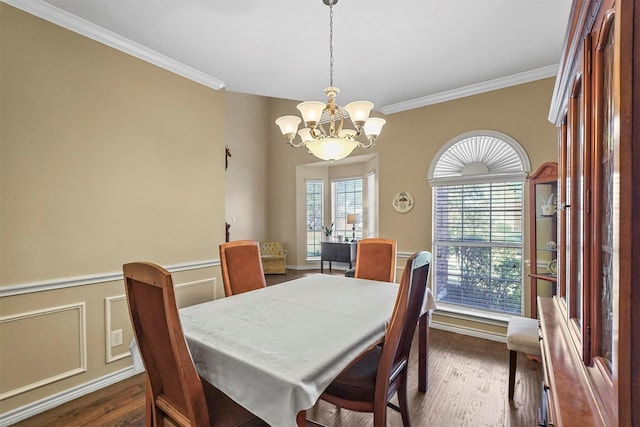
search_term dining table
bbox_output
[179,273,436,427]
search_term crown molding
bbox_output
[380,64,559,115]
[2,0,225,90]
[3,1,559,117]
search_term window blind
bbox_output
[331,178,363,240]
[306,180,323,258]
[433,181,524,314]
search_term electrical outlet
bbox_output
[111,329,123,347]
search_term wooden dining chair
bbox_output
[319,251,431,426]
[354,238,397,282]
[123,262,266,427]
[219,240,267,297]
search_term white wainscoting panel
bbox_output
[0,303,87,401]
[104,296,130,364]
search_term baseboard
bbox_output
[430,320,507,344]
[0,367,138,427]
[287,264,350,272]
[286,264,318,271]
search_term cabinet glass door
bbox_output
[527,162,558,318]
[593,12,615,370]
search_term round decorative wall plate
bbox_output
[392,191,414,213]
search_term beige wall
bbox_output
[0,4,225,414]
[224,92,269,242]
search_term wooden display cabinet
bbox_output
[541,0,639,425]
[527,162,558,319]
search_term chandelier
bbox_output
[275,0,386,162]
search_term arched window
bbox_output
[428,131,531,316]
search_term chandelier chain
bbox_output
[329,0,334,87]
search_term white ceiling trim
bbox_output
[2,0,226,91]
[4,0,561,112]
[380,65,559,115]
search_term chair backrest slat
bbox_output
[220,240,267,296]
[354,238,397,282]
[123,262,210,426]
[376,251,431,393]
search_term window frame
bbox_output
[331,177,363,242]
[432,180,525,315]
[428,131,531,319]
[366,170,377,238]
[305,179,324,260]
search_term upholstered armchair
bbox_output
[259,241,287,274]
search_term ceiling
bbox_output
[12,0,572,114]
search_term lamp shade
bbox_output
[275,115,301,136]
[363,117,386,139]
[298,128,314,143]
[347,213,359,225]
[345,101,373,125]
[305,137,358,162]
[297,101,326,125]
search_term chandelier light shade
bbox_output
[275,0,386,162]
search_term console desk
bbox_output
[320,241,356,273]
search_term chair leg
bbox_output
[145,378,153,427]
[396,373,412,427]
[508,350,517,400]
[373,395,388,427]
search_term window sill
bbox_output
[433,302,512,325]
[430,302,514,342]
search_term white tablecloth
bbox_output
[180,274,432,427]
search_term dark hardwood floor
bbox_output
[14,269,541,426]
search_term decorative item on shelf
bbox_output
[323,222,334,240]
[346,213,360,241]
[540,192,557,216]
[274,0,386,163]
[541,204,557,216]
[546,240,557,250]
[547,259,557,275]
[392,191,414,213]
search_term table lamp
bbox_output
[347,214,359,242]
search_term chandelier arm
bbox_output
[358,139,375,149]
[288,140,306,148]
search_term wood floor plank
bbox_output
[13,374,146,427]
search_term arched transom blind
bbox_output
[429,131,530,184]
